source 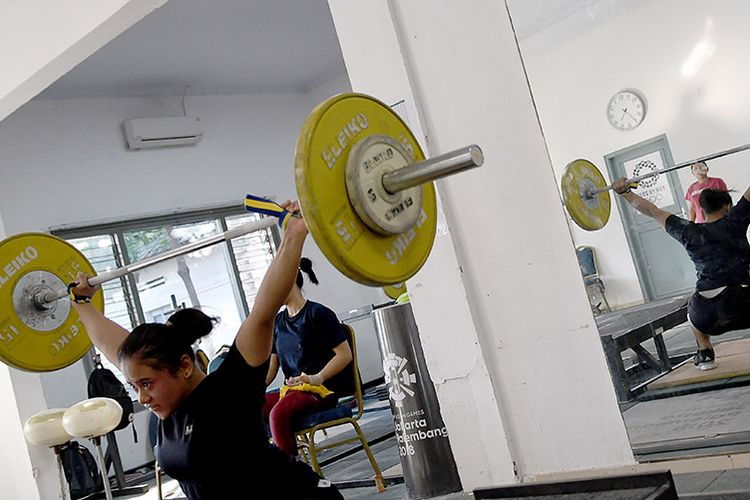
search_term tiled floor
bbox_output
[675,469,750,497]
[619,325,750,462]
[623,385,750,447]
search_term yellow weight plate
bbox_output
[0,233,104,372]
[561,159,612,231]
[383,282,407,300]
[295,93,437,286]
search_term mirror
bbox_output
[508,0,750,461]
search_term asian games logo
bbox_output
[383,352,417,408]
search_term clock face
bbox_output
[607,91,645,130]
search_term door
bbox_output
[605,135,695,300]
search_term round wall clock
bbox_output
[607,90,646,130]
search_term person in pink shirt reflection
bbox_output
[686,161,728,223]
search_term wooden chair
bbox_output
[294,324,385,492]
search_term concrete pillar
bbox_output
[328,0,634,490]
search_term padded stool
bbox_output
[63,398,123,500]
[24,408,73,500]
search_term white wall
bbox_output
[304,70,351,108]
[514,0,750,307]
[0,92,306,233]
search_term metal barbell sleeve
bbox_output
[382,145,484,194]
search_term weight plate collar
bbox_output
[346,134,423,235]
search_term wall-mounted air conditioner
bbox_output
[122,116,203,150]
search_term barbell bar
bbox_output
[0,93,484,372]
[585,142,750,198]
[562,142,750,231]
[37,142,482,308]
[38,217,282,306]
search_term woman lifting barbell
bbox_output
[612,178,750,371]
[68,201,344,500]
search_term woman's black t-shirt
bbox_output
[155,344,323,499]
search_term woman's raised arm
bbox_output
[236,201,308,367]
[70,273,129,367]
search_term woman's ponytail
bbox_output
[167,308,218,345]
[296,257,319,288]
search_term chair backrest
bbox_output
[195,348,209,374]
[207,345,231,374]
[575,246,598,278]
[341,323,365,420]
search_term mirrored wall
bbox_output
[508,0,750,461]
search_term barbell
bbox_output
[561,142,750,231]
[0,93,483,372]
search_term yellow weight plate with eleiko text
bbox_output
[383,282,407,300]
[295,93,437,286]
[0,233,104,372]
[561,159,612,231]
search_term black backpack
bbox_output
[87,363,135,434]
[59,441,102,499]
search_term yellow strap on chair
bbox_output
[280,383,333,399]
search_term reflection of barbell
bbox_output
[0,94,483,372]
[561,142,750,231]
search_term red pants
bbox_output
[263,391,337,455]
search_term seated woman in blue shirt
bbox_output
[262,257,355,455]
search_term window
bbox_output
[55,207,278,401]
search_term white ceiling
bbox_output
[38,0,346,99]
[37,0,646,100]
[508,0,649,53]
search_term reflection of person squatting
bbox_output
[395,418,449,456]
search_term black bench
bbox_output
[596,296,689,401]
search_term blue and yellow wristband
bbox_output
[244,194,294,230]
